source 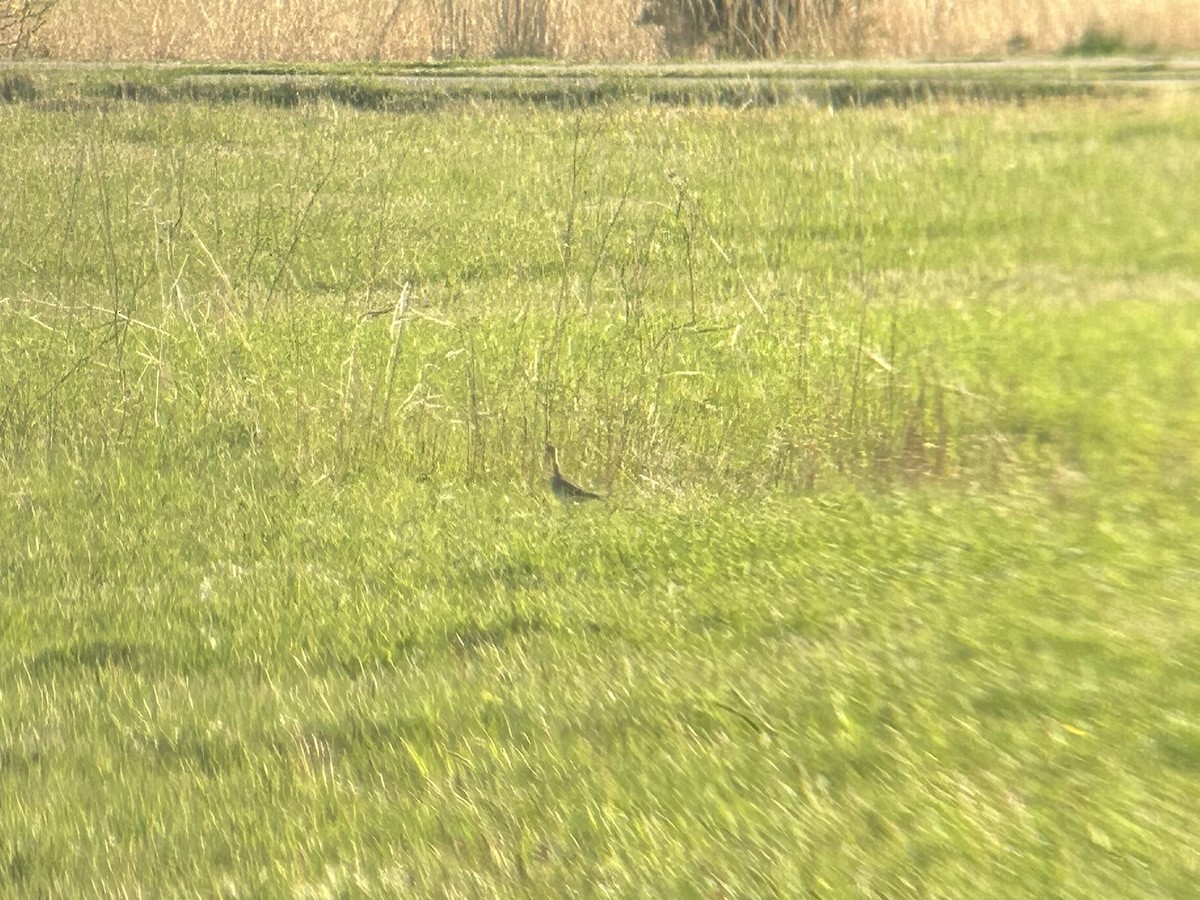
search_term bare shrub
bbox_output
[638,0,1200,57]
[1,0,59,57]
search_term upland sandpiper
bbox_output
[544,443,601,503]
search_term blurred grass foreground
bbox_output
[0,66,1199,895]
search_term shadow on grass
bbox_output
[25,639,156,677]
[1,69,1108,112]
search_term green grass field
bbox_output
[2,66,1199,896]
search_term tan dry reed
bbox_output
[24,0,1200,61]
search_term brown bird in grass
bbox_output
[544,443,602,503]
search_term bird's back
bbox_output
[545,443,601,503]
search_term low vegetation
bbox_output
[1,70,1199,894]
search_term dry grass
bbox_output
[30,0,657,62]
[22,0,1200,61]
[856,0,1200,57]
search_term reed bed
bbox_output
[21,0,1200,61]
